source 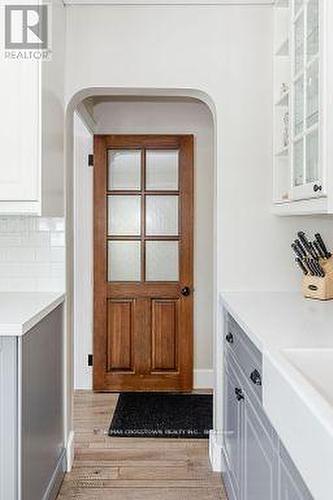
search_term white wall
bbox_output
[65,3,333,433]
[65,4,272,293]
[65,4,333,292]
[73,98,214,388]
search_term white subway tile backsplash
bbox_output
[51,232,65,247]
[0,216,65,292]
[0,234,22,246]
[0,247,35,262]
[0,277,37,292]
[34,248,51,262]
[21,232,50,248]
[50,247,65,262]
[36,217,65,232]
[50,262,65,277]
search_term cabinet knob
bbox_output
[181,286,191,296]
[235,387,244,401]
[313,184,322,193]
[226,332,234,344]
[250,369,262,386]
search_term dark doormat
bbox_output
[109,392,212,439]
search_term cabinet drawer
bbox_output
[225,314,263,402]
[227,354,279,449]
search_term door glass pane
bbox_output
[108,241,141,281]
[307,0,319,60]
[146,241,179,281]
[293,138,304,186]
[294,77,304,137]
[306,130,319,182]
[146,150,179,190]
[108,195,141,235]
[146,196,178,236]
[108,150,141,190]
[306,60,319,128]
[294,14,304,76]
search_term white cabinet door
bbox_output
[290,0,323,201]
[0,60,40,204]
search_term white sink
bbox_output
[263,348,333,500]
[282,348,333,408]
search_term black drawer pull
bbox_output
[235,387,244,401]
[250,369,262,386]
[226,332,234,344]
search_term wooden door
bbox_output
[93,135,193,391]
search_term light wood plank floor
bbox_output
[57,391,227,500]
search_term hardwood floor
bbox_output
[57,391,227,500]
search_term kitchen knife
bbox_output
[308,241,319,260]
[295,258,308,275]
[297,232,313,256]
[312,259,325,277]
[316,261,326,278]
[309,259,318,276]
[297,232,318,259]
[291,243,304,260]
[294,239,307,258]
[313,240,326,259]
[314,233,332,259]
[305,258,315,276]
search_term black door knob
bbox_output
[181,286,191,296]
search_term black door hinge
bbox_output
[88,154,94,167]
[88,354,93,366]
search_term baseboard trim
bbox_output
[76,369,214,391]
[209,430,226,472]
[193,369,214,389]
[66,431,75,472]
[42,448,66,500]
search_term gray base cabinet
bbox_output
[223,362,242,500]
[0,305,65,500]
[222,313,313,500]
[278,441,314,500]
[243,396,277,500]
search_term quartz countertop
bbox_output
[221,291,333,352]
[0,292,65,336]
[221,291,333,500]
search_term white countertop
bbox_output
[221,291,333,500]
[0,292,65,336]
[221,291,333,352]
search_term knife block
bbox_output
[302,257,333,300]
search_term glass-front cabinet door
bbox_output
[290,0,323,200]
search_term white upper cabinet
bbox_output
[273,0,333,214]
[0,61,40,212]
[0,0,65,216]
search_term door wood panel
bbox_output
[151,299,178,371]
[107,300,133,372]
[93,135,193,392]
